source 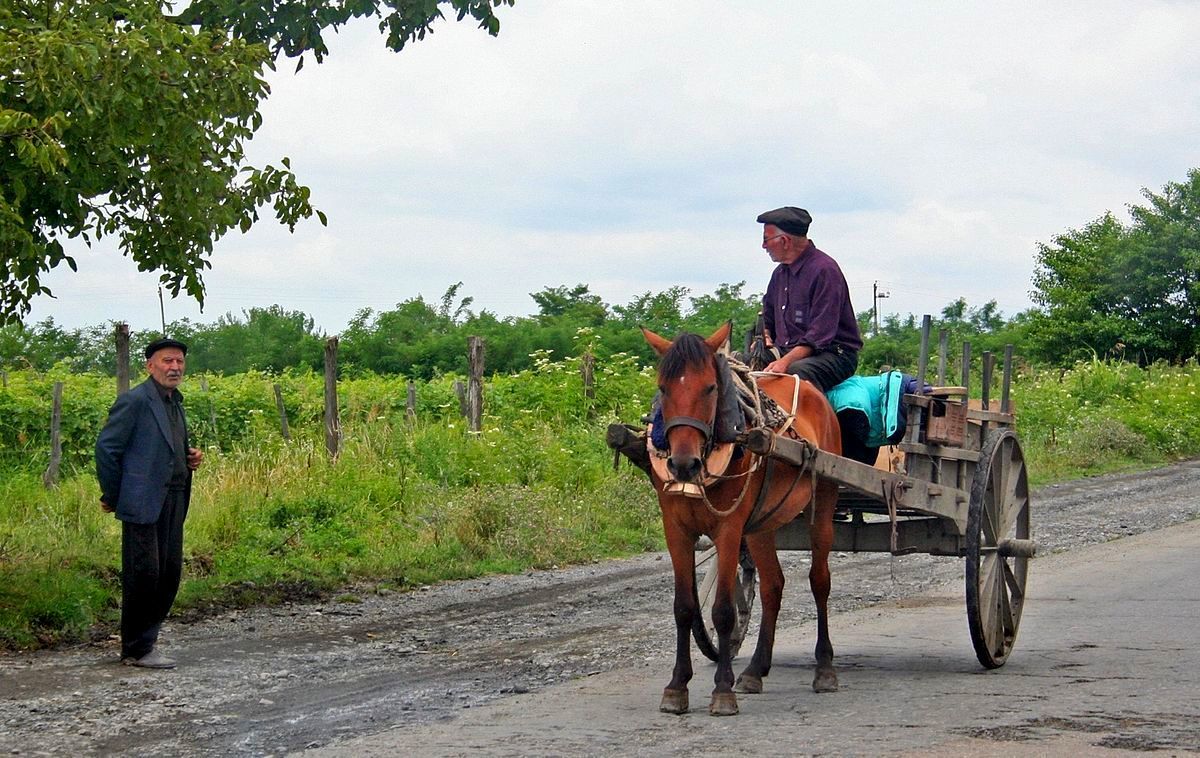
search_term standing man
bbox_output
[757,206,862,391]
[96,337,203,669]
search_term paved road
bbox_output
[315,519,1200,757]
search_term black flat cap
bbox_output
[757,206,812,236]
[144,337,188,359]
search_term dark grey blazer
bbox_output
[95,379,192,524]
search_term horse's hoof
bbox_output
[812,668,839,693]
[734,673,763,694]
[660,688,689,714]
[709,691,739,716]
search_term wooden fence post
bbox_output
[115,322,130,395]
[406,379,416,424]
[324,337,340,459]
[273,383,291,441]
[42,381,63,488]
[199,376,218,446]
[1,370,7,388]
[936,329,948,386]
[454,380,467,418]
[467,336,484,433]
[581,351,595,418]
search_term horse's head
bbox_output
[642,322,732,484]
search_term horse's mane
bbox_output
[658,333,713,379]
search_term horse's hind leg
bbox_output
[660,527,697,714]
[809,478,840,693]
[735,531,782,694]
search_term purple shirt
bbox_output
[762,241,863,353]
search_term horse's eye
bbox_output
[705,384,718,395]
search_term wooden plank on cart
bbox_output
[776,516,964,555]
[741,428,970,533]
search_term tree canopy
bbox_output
[0,280,1020,381]
[0,0,513,324]
[1028,169,1200,364]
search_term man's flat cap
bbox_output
[144,337,188,359]
[757,207,812,236]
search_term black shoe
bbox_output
[121,648,177,669]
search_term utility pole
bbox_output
[158,286,167,335]
[872,281,890,336]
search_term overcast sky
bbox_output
[26,0,1200,334]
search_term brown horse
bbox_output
[642,322,842,716]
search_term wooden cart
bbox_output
[689,317,1035,670]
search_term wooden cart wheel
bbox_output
[693,542,757,662]
[965,428,1033,669]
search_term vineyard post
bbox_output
[273,383,291,441]
[324,337,340,459]
[467,336,484,433]
[454,380,467,418]
[581,351,595,418]
[1,370,6,388]
[42,381,63,488]
[406,379,416,424]
[199,376,218,445]
[937,329,949,386]
[115,322,130,395]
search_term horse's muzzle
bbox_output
[667,454,703,484]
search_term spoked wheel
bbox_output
[966,429,1034,668]
[693,541,757,662]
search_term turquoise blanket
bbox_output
[826,371,904,448]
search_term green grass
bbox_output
[0,417,660,649]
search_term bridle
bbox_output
[660,353,813,524]
[660,414,716,459]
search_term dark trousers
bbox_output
[786,348,859,392]
[121,489,188,659]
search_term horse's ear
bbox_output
[641,326,672,357]
[705,321,733,353]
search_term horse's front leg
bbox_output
[736,531,783,694]
[660,527,698,714]
[708,532,742,716]
[808,478,840,693]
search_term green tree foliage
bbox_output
[172,0,512,64]
[340,284,473,379]
[1124,170,1200,360]
[1028,169,1200,365]
[856,299,1025,379]
[181,306,325,374]
[1027,213,1134,362]
[684,281,761,347]
[0,317,78,370]
[2,282,1033,379]
[0,0,512,324]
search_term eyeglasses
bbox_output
[762,233,787,248]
